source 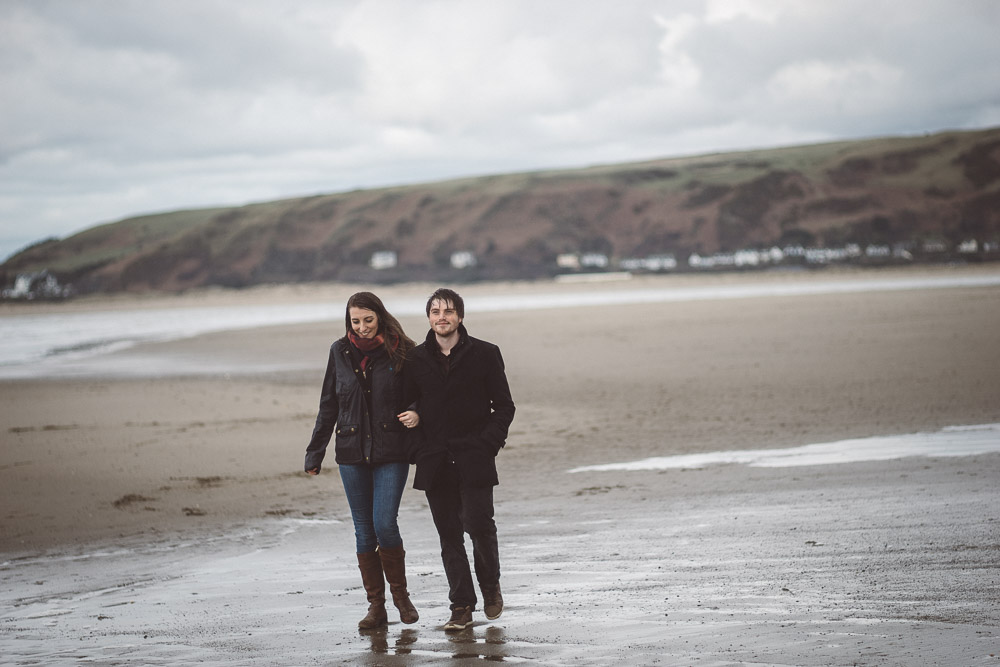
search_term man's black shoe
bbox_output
[482,584,503,620]
[443,605,473,631]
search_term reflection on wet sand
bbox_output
[448,625,507,661]
[359,626,418,657]
[358,625,508,662]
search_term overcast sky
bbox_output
[2,0,999,262]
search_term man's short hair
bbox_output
[426,288,464,319]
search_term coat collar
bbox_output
[423,324,470,372]
[424,323,469,353]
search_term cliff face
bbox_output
[4,127,1000,294]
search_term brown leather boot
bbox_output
[356,551,388,629]
[378,544,419,624]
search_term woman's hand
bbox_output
[397,410,420,429]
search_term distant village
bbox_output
[4,238,998,301]
[367,237,998,275]
[2,269,75,301]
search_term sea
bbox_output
[2,271,999,380]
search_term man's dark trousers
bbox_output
[425,462,499,611]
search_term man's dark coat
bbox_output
[405,324,515,490]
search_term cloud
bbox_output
[2,0,999,262]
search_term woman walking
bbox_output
[305,292,420,628]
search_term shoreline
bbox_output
[3,263,1000,381]
[2,262,997,315]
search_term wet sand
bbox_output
[2,266,1000,665]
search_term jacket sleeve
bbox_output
[304,346,339,473]
[401,361,420,414]
[400,362,425,463]
[476,345,516,455]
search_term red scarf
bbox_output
[348,332,386,372]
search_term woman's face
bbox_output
[349,307,379,338]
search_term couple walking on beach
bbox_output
[304,288,516,632]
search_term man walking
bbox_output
[405,288,516,631]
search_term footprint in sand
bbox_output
[112,494,157,509]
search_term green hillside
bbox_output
[3,127,999,295]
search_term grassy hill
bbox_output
[4,127,999,294]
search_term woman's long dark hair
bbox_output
[344,292,415,371]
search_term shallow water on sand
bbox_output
[2,426,998,665]
[569,423,1000,472]
[3,272,999,378]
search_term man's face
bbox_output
[428,299,462,337]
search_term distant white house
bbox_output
[370,251,397,270]
[450,251,477,269]
[9,274,33,297]
[806,247,850,264]
[733,250,760,267]
[957,239,978,253]
[580,253,609,269]
[782,245,806,257]
[865,244,891,258]
[620,254,678,271]
[556,253,581,269]
[689,252,737,268]
[2,270,72,300]
[765,247,785,263]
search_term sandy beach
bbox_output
[2,266,999,665]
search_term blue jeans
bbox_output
[338,462,410,554]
